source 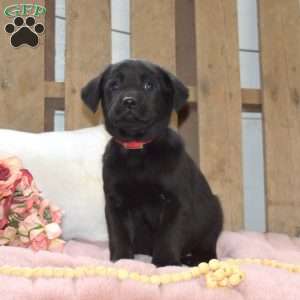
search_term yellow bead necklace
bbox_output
[0,258,299,288]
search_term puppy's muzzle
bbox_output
[122,96,137,109]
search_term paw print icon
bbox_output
[4,16,45,48]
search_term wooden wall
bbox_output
[131,0,179,128]
[65,0,110,130]
[259,0,300,236]
[195,0,243,230]
[0,0,300,235]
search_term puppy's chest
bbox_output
[104,152,171,230]
[120,181,167,231]
[115,180,167,208]
[104,149,170,208]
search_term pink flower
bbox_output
[38,199,49,221]
[18,213,43,238]
[26,197,35,210]
[22,213,43,232]
[0,157,22,199]
[10,203,26,215]
[0,164,10,181]
[51,209,62,224]
[3,226,17,241]
[0,219,8,230]
[10,194,40,215]
[0,196,13,229]
[31,232,49,251]
[17,169,40,196]
[19,234,30,244]
[0,156,65,252]
[45,223,62,240]
[0,226,17,245]
[29,227,44,241]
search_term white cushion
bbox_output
[0,126,111,241]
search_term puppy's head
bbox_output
[81,59,188,141]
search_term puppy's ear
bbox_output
[81,65,111,113]
[159,67,189,112]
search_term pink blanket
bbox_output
[0,231,300,300]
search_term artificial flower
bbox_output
[31,232,49,251]
[0,157,22,199]
[0,156,65,252]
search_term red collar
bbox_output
[114,139,153,150]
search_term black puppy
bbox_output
[81,59,223,267]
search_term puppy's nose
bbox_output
[122,96,137,109]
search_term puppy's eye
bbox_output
[109,81,120,91]
[143,81,154,91]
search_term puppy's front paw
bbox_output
[152,255,181,267]
[110,247,134,262]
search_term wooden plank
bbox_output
[195,0,244,230]
[44,98,64,131]
[131,0,176,72]
[178,103,200,165]
[0,0,45,132]
[131,0,178,128]
[175,0,199,164]
[187,86,196,103]
[241,89,261,106]
[65,0,111,130]
[259,0,300,236]
[175,0,197,86]
[44,0,55,81]
[45,81,65,98]
[188,87,262,106]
